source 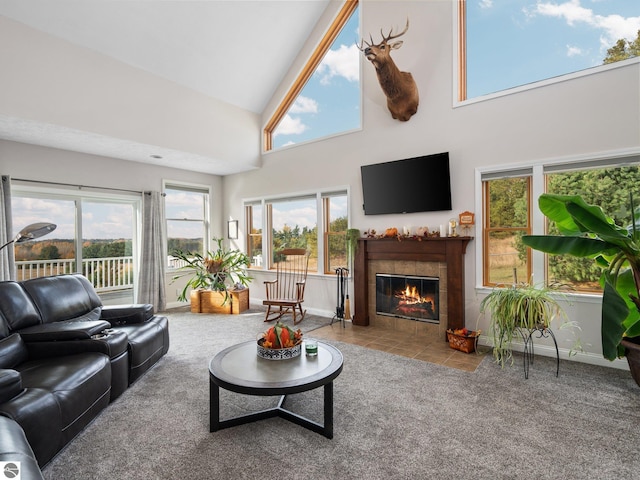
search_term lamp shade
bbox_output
[0,222,57,252]
[15,222,57,243]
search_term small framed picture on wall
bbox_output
[227,220,238,239]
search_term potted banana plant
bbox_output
[522,193,640,385]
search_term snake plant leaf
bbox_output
[602,279,629,361]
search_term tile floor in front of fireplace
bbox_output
[310,321,488,372]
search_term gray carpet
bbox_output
[42,308,640,480]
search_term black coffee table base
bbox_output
[210,382,334,439]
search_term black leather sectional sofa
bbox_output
[0,274,169,478]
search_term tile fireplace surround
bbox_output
[353,237,472,339]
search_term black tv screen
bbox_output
[361,152,452,215]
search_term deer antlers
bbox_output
[357,18,410,51]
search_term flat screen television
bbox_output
[360,152,452,215]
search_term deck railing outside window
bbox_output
[16,257,134,292]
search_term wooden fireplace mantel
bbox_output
[353,237,472,330]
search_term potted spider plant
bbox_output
[171,237,252,313]
[480,282,566,367]
[522,193,640,386]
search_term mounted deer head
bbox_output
[358,19,419,121]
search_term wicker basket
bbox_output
[446,329,480,353]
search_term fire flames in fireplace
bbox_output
[376,274,439,323]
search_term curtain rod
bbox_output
[12,178,142,195]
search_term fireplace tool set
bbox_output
[331,267,350,327]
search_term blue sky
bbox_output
[467,0,640,98]
[272,6,361,148]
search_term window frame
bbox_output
[476,149,640,293]
[263,0,360,152]
[323,192,349,275]
[482,174,532,287]
[244,202,263,268]
[244,187,350,275]
[455,0,640,106]
[10,182,140,295]
[164,181,211,266]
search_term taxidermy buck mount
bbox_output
[358,19,419,122]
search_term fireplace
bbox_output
[353,237,472,337]
[376,274,439,323]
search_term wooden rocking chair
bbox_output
[263,248,309,325]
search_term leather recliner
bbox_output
[0,335,111,466]
[0,273,170,471]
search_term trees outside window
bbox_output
[545,165,640,291]
[482,156,640,292]
[324,194,348,274]
[245,189,349,275]
[483,176,531,286]
[11,188,136,301]
[268,197,318,271]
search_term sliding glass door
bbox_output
[11,188,139,303]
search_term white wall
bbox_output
[223,0,640,368]
[0,15,261,172]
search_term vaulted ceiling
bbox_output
[0,0,332,175]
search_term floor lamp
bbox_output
[0,222,57,252]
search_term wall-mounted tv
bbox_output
[361,152,452,215]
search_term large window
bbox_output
[264,0,360,150]
[11,185,138,302]
[165,184,210,266]
[245,190,349,275]
[459,0,640,101]
[544,163,640,291]
[324,193,348,273]
[483,174,531,286]
[245,202,263,268]
[268,196,318,271]
[481,153,640,292]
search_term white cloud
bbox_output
[566,44,583,56]
[273,206,317,230]
[273,114,307,137]
[316,44,360,85]
[479,0,493,9]
[532,0,640,47]
[289,95,318,114]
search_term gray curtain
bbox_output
[0,175,15,281]
[137,191,166,311]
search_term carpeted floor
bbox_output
[42,308,640,480]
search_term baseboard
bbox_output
[477,336,629,370]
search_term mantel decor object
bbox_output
[458,211,475,236]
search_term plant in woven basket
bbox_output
[171,237,251,305]
[480,282,567,367]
